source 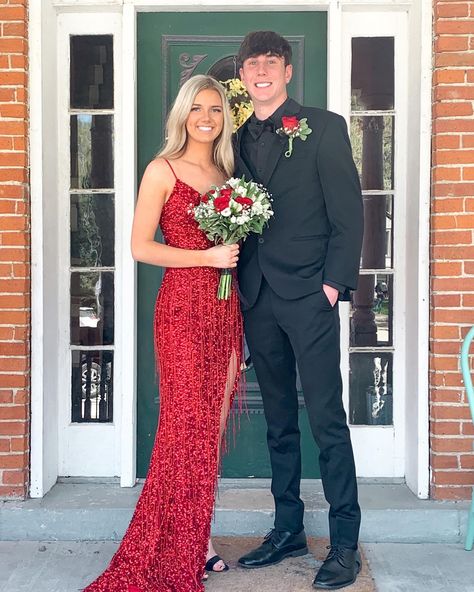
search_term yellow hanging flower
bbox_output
[220,78,254,132]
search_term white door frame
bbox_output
[29,0,431,498]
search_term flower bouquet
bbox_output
[192,176,273,299]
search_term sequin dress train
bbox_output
[83,165,243,592]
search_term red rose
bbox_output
[235,197,253,207]
[201,193,209,203]
[282,116,299,131]
[219,188,233,199]
[214,196,230,211]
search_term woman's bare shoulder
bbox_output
[144,157,173,177]
[135,158,176,206]
[141,157,176,189]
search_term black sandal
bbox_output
[205,555,229,572]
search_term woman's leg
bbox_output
[219,348,239,444]
[207,349,239,571]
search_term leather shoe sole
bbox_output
[239,545,309,569]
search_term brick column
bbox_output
[431,0,474,500]
[0,0,30,499]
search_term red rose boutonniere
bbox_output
[276,116,312,157]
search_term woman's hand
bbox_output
[203,244,240,269]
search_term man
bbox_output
[235,31,364,590]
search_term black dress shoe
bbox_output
[238,529,308,569]
[313,546,361,589]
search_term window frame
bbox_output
[57,13,124,478]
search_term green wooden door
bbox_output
[137,12,327,478]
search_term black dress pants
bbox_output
[243,278,361,548]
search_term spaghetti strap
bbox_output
[164,159,177,180]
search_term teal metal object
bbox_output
[461,325,474,551]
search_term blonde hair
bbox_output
[157,75,234,178]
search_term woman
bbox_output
[84,75,243,592]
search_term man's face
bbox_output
[239,53,292,110]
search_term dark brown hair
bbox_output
[237,31,292,67]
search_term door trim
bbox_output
[120,3,138,487]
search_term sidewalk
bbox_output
[1,537,473,592]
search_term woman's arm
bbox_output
[131,158,239,269]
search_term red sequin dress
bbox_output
[84,165,243,592]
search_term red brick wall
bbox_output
[431,1,474,500]
[0,0,30,499]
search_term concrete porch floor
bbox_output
[0,479,470,543]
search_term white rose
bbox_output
[221,208,232,217]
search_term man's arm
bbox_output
[317,113,364,298]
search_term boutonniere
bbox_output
[276,116,312,157]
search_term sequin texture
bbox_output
[83,178,244,592]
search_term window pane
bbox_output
[360,194,393,269]
[70,194,115,268]
[349,352,393,425]
[350,274,393,347]
[351,37,394,111]
[72,350,113,422]
[70,271,114,346]
[350,115,394,191]
[70,35,114,109]
[70,114,114,189]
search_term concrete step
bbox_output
[0,479,470,544]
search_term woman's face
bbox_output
[185,89,224,144]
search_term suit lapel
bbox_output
[262,98,303,188]
[234,124,253,180]
[261,134,288,188]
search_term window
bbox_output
[349,37,395,426]
[69,35,115,422]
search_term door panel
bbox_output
[137,12,327,478]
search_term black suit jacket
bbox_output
[235,98,364,309]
